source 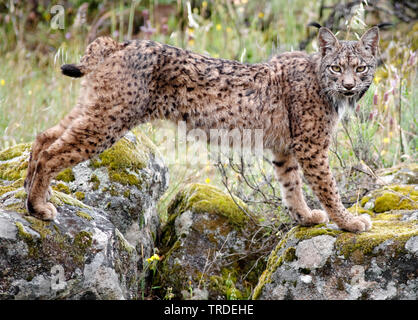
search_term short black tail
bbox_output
[307,22,322,29]
[61,64,84,78]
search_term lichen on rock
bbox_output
[253,195,418,300]
[155,183,264,300]
[0,129,169,300]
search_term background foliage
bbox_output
[0,0,416,228]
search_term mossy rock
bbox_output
[0,130,168,300]
[377,163,418,185]
[156,183,264,300]
[90,128,158,187]
[0,143,31,181]
[253,209,418,300]
[167,183,250,228]
[354,184,418,213]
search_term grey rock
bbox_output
[295,235,336,269]
[0,130,168,300]
[254,209,418,300]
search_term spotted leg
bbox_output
[273,152,329,226]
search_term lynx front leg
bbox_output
[294,144,372,232]
[273,152,329,226]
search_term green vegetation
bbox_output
[0,2,415,226]
[168,183,250,228]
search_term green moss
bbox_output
[0,179,24,196]
[283,247,297,262]
[73,230,93,250]
[15,221,39,257]
[359,185,418,213]
[109,171,140,187]
[360,196,371,207]
[55,168,75,183]
[51,190,89,209]
[336,213,418,258]
[123,190,131,198]
[15,221,33,242]
[294,224,343,240]
[74,191,85,201]
[252,228,298,299]
[0,157,28,181]
[374,191,417,212]
[0,143,31,161]
[52,183,71,194]
[90,174,100,190]
[14,189,27,199]
[115,229,135,254]
[76,210,93,221]
[210,275,244,300]
[168,183,250,228]
[24,216,52,239]
[90,132,152,187]
[347,204,373,215]
[0,185,16,196]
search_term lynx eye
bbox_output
[356,66,367,73]
[330,65,342,73]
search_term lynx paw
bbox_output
[310,209,329,224]
[26,199,57,221]
[298,209,329,226]
[342,214,372,233]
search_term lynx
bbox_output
[24,27,379,232]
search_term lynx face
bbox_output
[317,27,379,111]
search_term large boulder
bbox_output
[155,183,266,300]
[0,129,168,299]
[253,184,418,300]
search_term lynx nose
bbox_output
[343,82,355,90]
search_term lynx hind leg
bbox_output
[273,153,329,226]
[24,105,82,193]
[26,109,132,220]
[25,126,64,193]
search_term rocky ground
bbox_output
[0,131,416,300]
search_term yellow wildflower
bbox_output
[0,79,5,86]
[216,24,222,31]
[205,177,211,184]
[146,253,161,263]
[202,1,208,8]
[188,39,195,46]
[258,12,264,19]
[383,137,390,144]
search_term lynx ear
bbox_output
[360,27,379,56]
[318,27,339,56]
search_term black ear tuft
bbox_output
[61,64,83,78]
